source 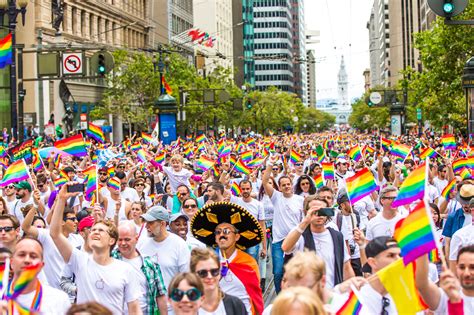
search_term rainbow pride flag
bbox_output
[314,173,324,189]
[452,158,468,173]
[83,165,97,202]
[86,123,105,143]
[247,157,265,168]
[54,134,87,157]
[7,262,43,300]
[393,200,437,265]
[196,156,215,171]
[441,179,456,200]
[141,132,153,144]
[347,145,362,162]
[240,151,253,162]
[234,159,252,175]
[345,168,377,205]
[136,149,148,164]
[108,177,121,192]
[0,160,29,186]
[196,134,206,143]
[428,248,440,263]
[381,137,392,151]
[219,145,231,158]
[392,162,426,207]
[441,134,456,151]
[322,162,335,180]
[162,76,172,94]
[419,147,436,160]
[0,145,6,158]
[460,167,472,179]
[390,143,412,161]
[0,33,12,69]
[336,290,362,315]
[230,182,241,196]
[289,149,302,164]
[183,146,193,159]
[31,149,43,173]
[130,142,142,152]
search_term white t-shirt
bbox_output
[353,196,375,230]
[198,300,226,315]
[122,256,148,314]
[163,166,193,194]
[365,211,404,241]
[427,184,440,203]
[10,197,35,222]
[289,228,350,289]
[15,283,70,315]
[104,196,127,220]
[69,249,140,315]
[230,196,265,221]
[121,187,140,203]
[434,288,474,315]
[137,232,190,287]
[36,229,84,289]
[449,224,474,261]
[219,250,252,314]
[270,191,304,243]
[433,177,448,195]
[186,235,207,250]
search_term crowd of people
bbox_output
[0,130,472,314]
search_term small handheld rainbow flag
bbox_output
[336,290,362,315]
[130,142,142,152]
[381,137,392,151]
[441,134,456,151]
[0,33,12,69]
[313,173,324,189]
[141,132,153,144]
[289,149,302,164]
[108,177,121,192]
[54,134,87,157]
[230,182,241,196]
[240,151,253,162]
[247,157,265,168]
[452,158,468,174]
[441,179,456,200]
[393,200,437,265]
[0,160,29,187]
[392,162,427,207]
[196,134,206,143]
[196,156,215,171]
[53,153,61,169]
[219,145,231,158]
[86,123,105,143]
[321,162,334,180]
[136,149,148,164]
[347,145,362,162]
[345,168,377,205]
[31,149,44,173]
[460,168,472,179]
[390,143,412,161]
[428,248,441,263]
[83,165,98,202]
[419,147,436,160]
[234,159,252,175]
[0,145,7,158]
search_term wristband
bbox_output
[295,226,304,234]
[359,244,366,250]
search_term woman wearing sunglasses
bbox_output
[190,248,246,315]
[168,272,204,315]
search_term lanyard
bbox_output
[8,280,42,314]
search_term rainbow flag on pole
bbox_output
[31,149,44,172]
[419,147,436,160]
[313,173,324,189]
[390,143,412,161]
[392,162,427,207]
[393,200,437,265]
[345,168,377,204]
[234,159,252,175]
[336,290,362,315]
[322,162,335,180]
[141,132,153,144]
[289,149,302,164]
[0,160,29,186]
[0,33,12,69]
[230,182,241,196]
[196,156,215,171]
[86,123,105,143]
[381,137,392,151]
[83,165,98,203]
[441,134,456,151]
[54,134,87,157]
[441,179,457,200]
[347,145,362,162]
[452,158,469,173]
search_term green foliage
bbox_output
[349,91,390,131]
[403,2,474,130]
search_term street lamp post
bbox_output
[462,57,474,145]
[0,0,28,143]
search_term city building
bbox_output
[193,0,233,76]
[363,69,371,92]
[366,0,389,88]
[1,0,166,141]
[306,49,316,108]
[253,0,294,92]
[233,0,255,88]
[290,0,306,105]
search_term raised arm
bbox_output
[21,204,39,239]
[262,158,275,198]
[415,254,441,310]
[50,183,80,263]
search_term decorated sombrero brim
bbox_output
[190,201,264,250]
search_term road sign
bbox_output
[369,91,382,105]
[62,52,83,75]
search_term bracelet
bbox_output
[295,226,304,234]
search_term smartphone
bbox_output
[317,207,335,217]
[67,183,85,193]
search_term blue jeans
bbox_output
[272,240,284,293]
[245,244,260,262]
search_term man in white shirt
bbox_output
[138,206,190,287]
[168,213,206,249]
[449,223,474,272]
[50,183,142,315]
[11,181,43,222]
[366,186,404,241]
[117,171,140,202]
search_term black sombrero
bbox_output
[190,201,264,250]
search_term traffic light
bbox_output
[97,54,106,76]
[365,96,374,107]
[246,99,254,110]
[427,0,468,18]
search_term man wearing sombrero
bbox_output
[191,201,264,315]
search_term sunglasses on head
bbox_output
[196,268,220,278]
[169,288,201,302]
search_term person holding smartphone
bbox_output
[282,195,355,289]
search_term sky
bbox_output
[304,0,372,102]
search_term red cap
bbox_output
[78,216,94,232]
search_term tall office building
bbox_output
[367,0,389,88]
[291,0,307,104]
[233,0,255,88]
[253,0,294,92]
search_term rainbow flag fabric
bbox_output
[452,158,468,173]
[419,147,436,160]
[0,33,12,69]
[240,151,253,162]
[441,134,456,151]
[196,156,215,171]
[392,162,426,207]
[83,165,97,202]
[234,159,252,175]
[54,134,87,157]
[162,76,172,94]
[0,160,29,186]
[322,162,334,180]
[136,149,148,164]
[460,168,472,179]
[441,179,456,200]
[7,262,43,300]
[86,123,105,143]
[230,182,241,196]
[390,143,412,161]
[313,173,324,189]
[31,150,43,173]
[347,145,362,162]
[393,200,437,265]
[141,132,153,144]
[196,134,206,143]
[381,137,392,151]
[108,177,121,192]
[345,168,377,205]
[289,149,302,164]
[336,290,362,315]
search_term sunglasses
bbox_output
[300,182,310,186]
[99,172,108,176]
[65,217,78,222]
[382,196,396,200]
[272,168,279,171]
[214,228,237,236]
[183,204,197,209]
[295,163,303,166]
[196,268,220,278]
[0,227,14,232]
[169,288,201,302]
[135,183,145,187]
[5,185,15,189]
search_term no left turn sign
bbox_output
[63,52,83,75]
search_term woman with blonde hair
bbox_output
[190,248,246,314]
[271,286,327,315]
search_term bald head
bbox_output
[117,222,138,258]
[118,221,137,237]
